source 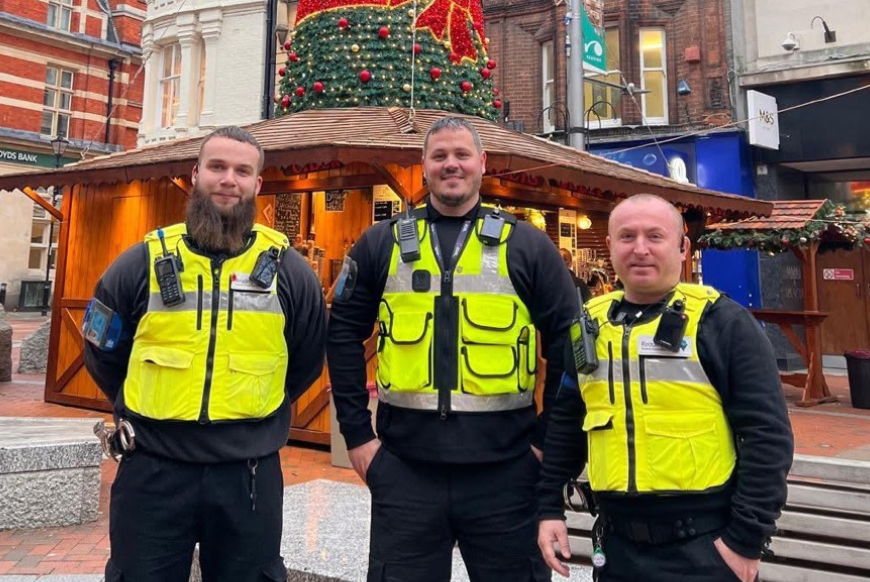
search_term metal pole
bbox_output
[566,0,585,150]
[42,155,60,316]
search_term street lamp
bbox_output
[42,135,68,316]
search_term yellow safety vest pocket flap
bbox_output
[461,296,518,344]
[228,353,281,376]
[643,412,722,491]
[644,413,717,438]
[390,312,433,344]
[140,345,195,369]
[133,346,197,420]
[582,410,614,432]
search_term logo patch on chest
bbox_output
[637,335,692,357]
[231,272,275,293]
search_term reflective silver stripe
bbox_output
[384,253,417,294]
[378,386,534,411]
[642,358,712,386]
[586,360,623,385]
[148,291,282,315]
[221,291,283,314]
[452,275,517,295]
[147,292,203,313]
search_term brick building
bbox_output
[0,0,144,309]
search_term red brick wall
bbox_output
[0,29,143,150]
[483,0,732,134]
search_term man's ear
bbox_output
[605,235,612,251]
[191,163,199,186]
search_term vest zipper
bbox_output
[196,275,204,331]
[227,286,234,331]
[622,325,637,493]
[199,260,223,424]
[639,357,648,404]
[607,342,615,405]
[435,270,457,420]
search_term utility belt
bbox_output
[602,509,728,546]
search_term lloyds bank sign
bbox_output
[0,146,74,168]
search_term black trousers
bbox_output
[105,451,287,582]
[598,528,751,582]
[366,447,550,582]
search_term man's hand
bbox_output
[538,519,571,577]
[531,444,543,463]
[347,439,381,485]
[714,538,760,582]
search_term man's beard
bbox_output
[431,173,482,208]
[185,186,256,253]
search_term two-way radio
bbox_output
[154,228,185,307]
[397,203,421,263]
[570,290,600,375]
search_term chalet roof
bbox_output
[0,108,772,218]
[707,200,826,231]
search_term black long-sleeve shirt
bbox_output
[327,200,578,464]
[83,229,327,463]
[538,295,794,559]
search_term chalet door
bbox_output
[816,248,870,355]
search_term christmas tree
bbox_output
[275,0,501,119]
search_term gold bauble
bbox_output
[351,44,360,52]
[403,83,412,92]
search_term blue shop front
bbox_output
[589,130,761,308]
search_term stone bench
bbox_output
[0,417,103,530]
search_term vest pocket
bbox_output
[460,296,520,395]
[517,325,537,391]
[582,410,618,491]
[381,311,432,391]
[136,346,196,420]
[643,413,719,491]
[219,353,284,419]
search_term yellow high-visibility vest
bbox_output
[580,283,736,493]
[123,223,289,422]
[376,205,537,413]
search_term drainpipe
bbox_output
[262,0,277,119]
[105,59,118,144]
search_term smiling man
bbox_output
[537,194,794,582]
[327,116,577,582]
[84,126,327,582]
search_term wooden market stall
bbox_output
[0,107,772,444]
[701,199,870,407]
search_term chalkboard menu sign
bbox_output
[560,223,573,238]
[374,200,401,222]
[275,193,302,239]
[325,190,347,212]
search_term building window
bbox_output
[160,44,182,128]
[28,192,58,271]
[41,67,73,138]
[584,27,621,128]
[639,28,667,124]
[47,0,73,31]
[541,40,555,134]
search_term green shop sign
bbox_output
[582,8,607,75]
[0,146,76,168]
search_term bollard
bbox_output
[0,282,6,307]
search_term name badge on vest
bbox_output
[637,335,692,358]
[231,272,275,293]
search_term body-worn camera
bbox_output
[571,307,600,375]
[653,300,688,352]
[250,246,281,289]
[479,212,506,246]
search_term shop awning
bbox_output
[0,108,772,219]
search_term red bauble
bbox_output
[864,237,870,245]
[278,67,286,77]
[289,52,299,62]
[493,99,502,108]
[480,68,491,80]
[414,43,422,54]
[449,51,460,62]
[378,26,390,38]
[313,81,324,93]
[296,86,305,97]
[360,69,372,83]
[486,59,497,69]
[338,17,349,29]
[281,94,291,108]
[781,237,790,245]
[460,81,473,92]
[430,67,442,80]
[283,41,292,51]
[493,88,500,96]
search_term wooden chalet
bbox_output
[0,107,772,444]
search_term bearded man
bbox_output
[84,126,327,582]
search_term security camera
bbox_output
[781,33,799,52]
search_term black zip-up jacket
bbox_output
[537,294,794,559]
[83,227,327,463]
[327,200,577,464]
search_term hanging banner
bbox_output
[582,4,607,75]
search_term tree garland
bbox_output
[275,1,500,119]
[698,200,870,254]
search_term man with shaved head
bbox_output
[537,194,793,582]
